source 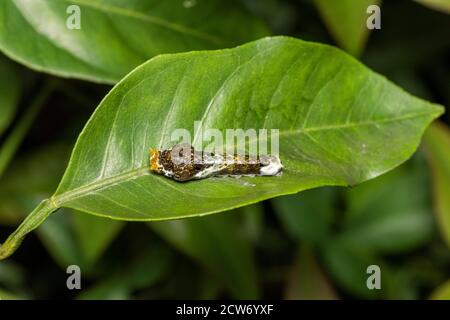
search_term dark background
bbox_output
[0,0,449,299]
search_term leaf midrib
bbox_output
[52,110,435,207]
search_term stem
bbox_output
[0,199,57,260]
[0,81,55,178]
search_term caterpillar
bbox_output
[150,143,283,182]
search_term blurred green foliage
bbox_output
[0,0,449,299]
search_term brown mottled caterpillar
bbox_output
[150,144,283,182]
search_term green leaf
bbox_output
[77,279,130,300]
[0,0,268,83]
[0,81,54,178]
[321,220,427,299]
[415,0,450,14]
[321,239,380,298]
[240,203,264,244]
[0,261,28,299]
[0,288,25,300]
[78,244,172,299]
[37,210,124,270]
[0,57,20,136]
[0,261,24,288]
[72,211,124,266]
[430,280,450,300]
[272,187,336,244]
[339,154,434,253]
[0,36,443,260]
[285,245,337,299]
[149,207,260,299]
[0,144,69,226]
[424,122,450,247]
[37,209,83,266]
[314,0,381,56]
[319,238,416,299]
[0,144,123,267]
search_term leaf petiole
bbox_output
[0,199,58,260]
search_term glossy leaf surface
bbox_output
[0,36,443,259]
